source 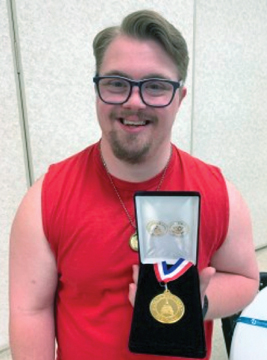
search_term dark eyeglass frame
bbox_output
[93,75,184,108]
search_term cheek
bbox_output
[173,94,182,112]
[95,101,101,120]
[167,104,180,124]
[158,106,178,125]
[96,100,108,120]
[96,104,108,131]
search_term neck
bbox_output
[99,140,172,182]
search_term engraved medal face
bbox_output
[168,221,189,237]
[146,221,168,236]
[149,290,185,324]
[129,232,139,252]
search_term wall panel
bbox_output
[193,0,267,248]
[0,0,28,349]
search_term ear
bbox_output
[175,86,187,112]
[180,86,187,103]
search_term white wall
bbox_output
[0,0,28,351]
[193,0,267,254]
[1,0,267,357]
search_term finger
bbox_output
[132,264,139,285]
[128,265,139,307]
[128,283,137,307]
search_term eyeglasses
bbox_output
[93,75,183,108]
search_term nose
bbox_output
[122,86,147,109]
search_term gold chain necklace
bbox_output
[99,145,172,251]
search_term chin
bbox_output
[112,143,150,164]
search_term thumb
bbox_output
[128,265,139,307]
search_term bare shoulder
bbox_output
[10,175,47,253]
[224,179,252,241]
[9,175,57,311]
[13,175,45,220]
[210,179,259,280]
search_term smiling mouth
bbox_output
[119,118,150,126]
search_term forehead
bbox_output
[99,35,179,80]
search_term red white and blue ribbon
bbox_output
[154,258,193,283]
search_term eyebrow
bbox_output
[100,70,173,81]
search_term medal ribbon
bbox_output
[154,258,193,283]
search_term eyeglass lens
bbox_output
[97,77,176,106]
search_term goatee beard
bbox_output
[107,109,156,164]
[108,130,150,164]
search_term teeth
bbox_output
[123,120,146,126]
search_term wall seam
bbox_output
[190,0,197,155]
[0,346,10,354]
[7,0,34,187]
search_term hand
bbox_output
[128,265,216,308]
[199,266,216,305]
[128,264,139,307]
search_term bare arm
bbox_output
[203,179,259,320]
[9,176,58,360]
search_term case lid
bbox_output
[134,191,200,265]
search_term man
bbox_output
[9,9,259,360]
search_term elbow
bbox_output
[246,273,261,305]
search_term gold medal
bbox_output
[129,232,138,252]
[168,221,189,237]
[149,289,185,324]
[146,220,168,236]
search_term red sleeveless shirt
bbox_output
[42,142,229,360]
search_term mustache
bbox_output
[110,110,157,122]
